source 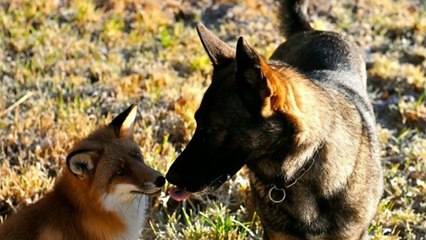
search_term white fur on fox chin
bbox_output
[101,184,148,240]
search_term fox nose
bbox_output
[154,176,166,187]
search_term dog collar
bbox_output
[268,157,316,203]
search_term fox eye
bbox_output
[115,168,125,176]
[134,152,142,161]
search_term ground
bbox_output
[0,0,425,239]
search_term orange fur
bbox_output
[0,105,165,240]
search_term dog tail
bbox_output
[278,0,313,37]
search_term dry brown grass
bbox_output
[1,0,425,239]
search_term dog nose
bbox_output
[154,176,166,187]
[166,170,181,185]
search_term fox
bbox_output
[0,104,165,240]
[166,0,383,239]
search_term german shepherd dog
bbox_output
[167,0,383,239]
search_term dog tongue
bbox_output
[169,188,191,201]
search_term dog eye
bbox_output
[210,125,220,131]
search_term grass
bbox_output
[0,0,425,239]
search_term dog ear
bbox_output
[66,150,98,180]
[196,23,235,66]
[236,37,280,116]
[109,104,137,139]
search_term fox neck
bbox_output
[55,171,146,239]
[101,184,148,240]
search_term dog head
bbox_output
[166,24,303,199]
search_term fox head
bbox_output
[66,104,165,208]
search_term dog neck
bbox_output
[274,155,316,189]
[247,141,324,203]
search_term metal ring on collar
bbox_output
[268,185,286,203]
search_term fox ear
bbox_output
[196,23,235,66]
[109,104,137,139]
[236,37,276,115]
[66,150,98,180]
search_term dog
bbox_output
[166,0,383,239]
[0,104,165,240]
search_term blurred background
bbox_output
[0,0,425,239]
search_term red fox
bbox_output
[0,104,165,240]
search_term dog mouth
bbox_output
[168,174,230,201]
[169,188,191,201]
